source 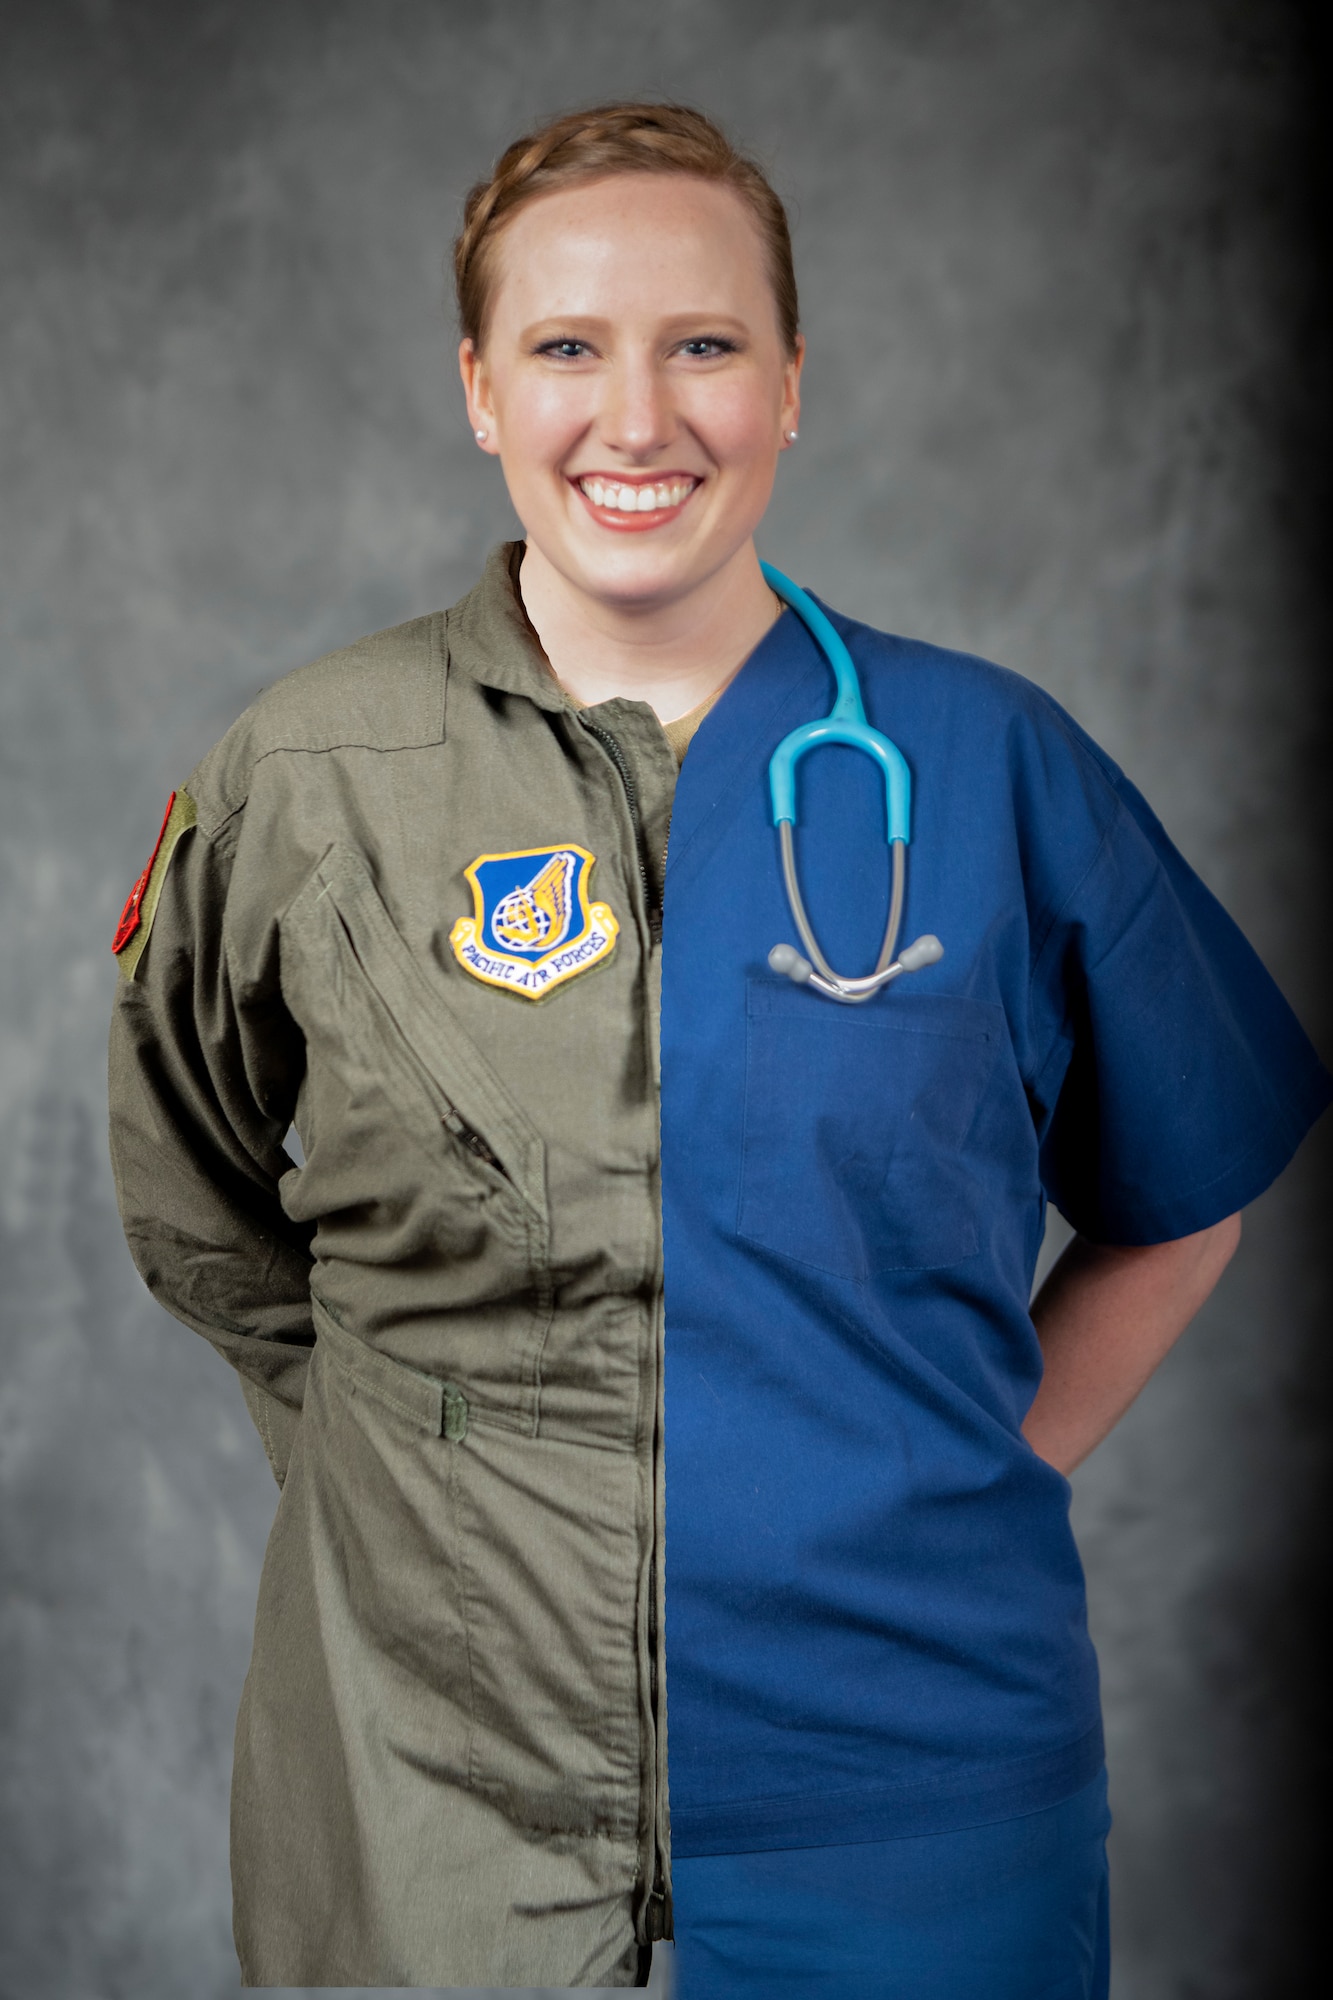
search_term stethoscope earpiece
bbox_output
[897,934,945,974]
[767,943,814,984]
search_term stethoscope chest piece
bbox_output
[762,561,943,1006]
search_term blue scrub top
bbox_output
[659,598,1330,1858]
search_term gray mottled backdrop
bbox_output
[1,2,1328,1996]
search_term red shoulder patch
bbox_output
[113,791,177,955]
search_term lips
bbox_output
[573,473,701,530]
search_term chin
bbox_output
[565,537,706,606]
[581,524,759,605]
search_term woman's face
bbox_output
[460,173,803,612]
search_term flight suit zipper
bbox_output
[646,1537,669,1942]
[578,718,664,944]
[578,711,671,1944]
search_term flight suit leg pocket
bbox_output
[452,1431,643,1840]
[297,1306,475,1778]
[303,1303,641,1841]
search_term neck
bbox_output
[516,539,780,722]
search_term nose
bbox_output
[599,348,675,461]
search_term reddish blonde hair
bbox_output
[454,102,800,355]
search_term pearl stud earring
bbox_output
[475,428,489,442]
[784,429,799,443]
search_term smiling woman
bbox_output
[455,110,803,716]
[105,100,1330,1997]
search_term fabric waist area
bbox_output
[310,1291,517,1439]
[668,1722,1106,1857]
[302,1289,652,1847]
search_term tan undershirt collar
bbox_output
[558,682,721,766]
[660,689,723,765]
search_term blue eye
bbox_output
[680,337,738,359]
[539,340,590,360]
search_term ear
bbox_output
[459,338,500,453]
[779,332,805,448]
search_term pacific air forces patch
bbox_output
[450,844,618,999]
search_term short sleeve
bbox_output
[1030,758,1330,1245]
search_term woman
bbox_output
[108,103,1329,1995]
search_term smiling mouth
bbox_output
[574,473,701,526]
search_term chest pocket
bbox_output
[738,980,1002,1280]
[280,844,550,1307]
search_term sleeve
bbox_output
[1029,756,1331,1246]
[108,793,315,1484]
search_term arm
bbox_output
[1022,1213,1242,1475]
[109,800,316,1484]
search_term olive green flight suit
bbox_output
[108,544,679,1988]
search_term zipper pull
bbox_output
[440,1101,505,1175]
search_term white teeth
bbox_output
[579,476,696,511]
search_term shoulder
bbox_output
[186,611,447,834]
[824,600,1128,812]
[826,601,1101,754]
[821,599,1149,895]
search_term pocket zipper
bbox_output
[440,1100,509,1181]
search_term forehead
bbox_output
[488,173,771,324]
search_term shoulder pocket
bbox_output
[738,980,1003,1279]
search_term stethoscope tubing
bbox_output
[761,564,913,844]
[762,561,942,1003]
[778,823,906,996]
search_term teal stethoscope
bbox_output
[761,562,944,1005]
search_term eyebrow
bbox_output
[518,312,753,343]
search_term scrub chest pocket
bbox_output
[738,982,1002,1279]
